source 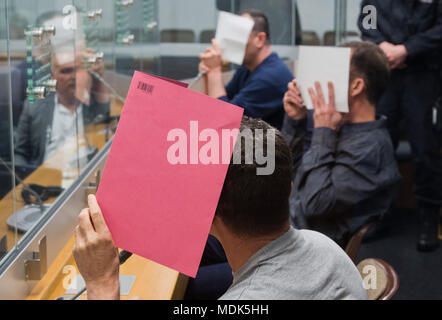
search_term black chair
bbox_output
[199,30,216,43]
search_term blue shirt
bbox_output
[219,52,294,130]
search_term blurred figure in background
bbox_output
[14,49,110,169]
[358,0,442,252]
[14,9,110,172]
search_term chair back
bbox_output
[345,222,374,263]
[357,258,400,300]
[301,31,320,46]
[161,29,195,43]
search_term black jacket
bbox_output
[14,93,110,167]
[358,0,442,70]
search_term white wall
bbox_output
[158,0,218,36]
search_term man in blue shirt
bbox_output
[199,9,293,130]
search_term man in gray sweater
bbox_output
[72,117,367,300]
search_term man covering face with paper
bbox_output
[214,11,255,65]
[282,42,401,249]
[198,10,294,130]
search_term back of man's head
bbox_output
[341,41,390,106]
[240,9,271,45]
[215,117,293,238]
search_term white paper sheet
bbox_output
[296,46,351,113]
[215,11,255,65]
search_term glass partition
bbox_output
[0,0,358,274]
[0,0,161,270]
[0,0,15,261]
[296,0,362,47]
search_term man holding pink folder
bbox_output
[72,70,367,300]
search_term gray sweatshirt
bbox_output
[220,228,368,300]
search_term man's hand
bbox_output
[379,42,408,70]
[309,81,343,131]
[73,195,120,300]
[284,80,307,120]
[198,61,210,75]
[199,39,223,72]
[199,39,227,98]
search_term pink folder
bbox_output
[96,71,244,277]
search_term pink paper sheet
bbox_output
[96,71,243,277]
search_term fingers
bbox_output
[314,81,326,106]
[200,49,218,62]
[327,82,336,111]
[211,38,221,53]
[286,93,303,108]
[288,80,301,95]
[88,194,110,235]
[78,208,95,239]
[308,87,318,110]
[74,225,84,250]
[199,63,209,73]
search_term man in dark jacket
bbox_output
[359,0,442,252]
[14,51,110,169]
[283,41,401,249]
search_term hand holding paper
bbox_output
[309,81,343,131]
[73,195,120,300]
[215,11,254,65]
[199,39,223,71]
[96,71,243,278]
[284,80,307,120]
[296,46,351,113]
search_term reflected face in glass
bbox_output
[52,55,76,99]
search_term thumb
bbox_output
[211,38,221,53]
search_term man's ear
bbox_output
[350,77,365,98]
[254,32,267,48]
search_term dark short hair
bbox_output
[240,9,271,44]
[341,41,390,106]
[215,117,293,237]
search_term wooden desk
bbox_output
[27,236,188,300]
[0,98,123,251]
[0,98,188,299]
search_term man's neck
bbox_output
[246,46,272,72]
[347,99,376,124]
[219,224,290,273]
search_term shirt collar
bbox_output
[340,115,388,135]
[54,94,82,116]
[232,228,298,282]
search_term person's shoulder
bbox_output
[296,230,368,300]
[296,229,352,262]
[256,53,293,84]
[297,229,341,248]
[22,94,53,115]
[266,53,292,73]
